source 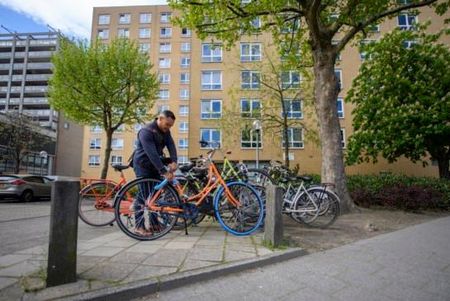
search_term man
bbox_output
[132,110,178,235]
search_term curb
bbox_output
[54,248,306,301]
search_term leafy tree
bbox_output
[50,38,159,179]
[169,0,448,212]
[346,26,450,179]
[0,111,53,174]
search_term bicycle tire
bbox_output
[173,176,204,230]
[79,182,117,227]
[245,168,275,187]
[214,182,264,236]
[114,177,180,241]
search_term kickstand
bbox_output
[183,217,189,235]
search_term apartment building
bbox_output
[85,5,445,180]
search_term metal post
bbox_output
[256,129,260,169]
[46,180,79,287]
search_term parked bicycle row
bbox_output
[78,140,340,241]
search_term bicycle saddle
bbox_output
[297,175,312,182]
[179,162,195,173]
[112,164,130,171]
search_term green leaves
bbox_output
[346,26,450,177]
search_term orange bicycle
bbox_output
[113,142,264,241]
[78,164,131,227]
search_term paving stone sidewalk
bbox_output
[0,218,300,301]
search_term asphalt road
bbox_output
[0,199,118,256]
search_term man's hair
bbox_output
[160,110,176,120]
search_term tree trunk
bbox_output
[312,48,355,213]
[437,155,450,179]
[282,108,290,168]
[101,129,113,179]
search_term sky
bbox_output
[0,0,167,39]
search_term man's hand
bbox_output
[163,171,174,181]
[168,162,178,172]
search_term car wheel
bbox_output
[20,190,34,202]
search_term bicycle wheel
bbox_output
[173,176,205,230]
[79,182,117,227]
[290,188,321,225]
[301,188,340,228]
[245,168,275,188]
[214,182,264,236]
[114,177,180,241]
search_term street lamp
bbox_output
[252,120,262,169]
[39,151,48,176]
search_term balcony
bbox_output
[25,86,48,93]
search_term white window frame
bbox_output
[180,72,190,84]
[181,28,192,37]
[178,156,189,164]
[241,70,260,89]
[118,13,131,24]
[181,57,191,68]
[111,138,124,150]
[180,88,189,100]
[241,128,262,149]
[89,138,101,149]
[335,69,343,90]
[139,28,151,39]
[283,99,303,119]
[282,128,304,149]
[240,43,262,62]
[337,97,344,118]
[88,155,101,166]
[160,42,171,53]
[179,105,189,116]
[179,122,189,133]
[98,14,110,25]
[159,73,170,84]
[90,125,102,133]
[160,12,172,23]
[181,42,191,52]
[240,98,261,118]
[159,58,171,68]
[158,105,170,113]
[200,128,221,148]
[178,138,189,149]
[202,44,222,63]
[201,99,222,119]
[139,43,150,53]
[159,89,169,100]
[201,70,222,90]
[398,13,417,30]
[111,155,123,165]
[140,13,151,24]
[160,27,172,38]
[97,29,109,39]
[117,28,129,38]
[281,71,301,89]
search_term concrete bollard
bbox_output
[263,183,284,247]
[46,180,80,287]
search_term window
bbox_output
[181,28,191,37]
[159,89,169,100]
[337,97,344,118]
[241,71,260,89]
[158,105,170,113]
[283,99,302,119]
[280,18,300,33]
[119,13,131,24]
[281,71,301,89]
[201,99,222,119]
[200,129,221,147]
[181,57,190,68]
[240,43,262,61]
[179,122,189,133]
[179,138,188,149]
[98,29,109,39]
[359,40,375,60]
[340,129,346,148]
[139,28,151,39]
[118,28,129,38]
[398,13,417,30]
[111,138,124,150]
[178,156,189,164]
[88,155,100,166]
[241,128,262,148]
[159,73,170,84]
[335,69,342,90]
[139,43,150,53]
[368,24,380,32]
[403,40,417,49]
[160,12,172,23]
[111,155,123,165]
[181,42,191,52]
[179,105,189,116]
[202,44,222,62]
[201,71,222,90]
[116,124,125,132]
[134,124,143,132]
[250,17,261,29]
[140,13,151,24]
[90,125,102,133]
[159,58,171,68]
[283,128,304,148]
[240,98,261,118]
[89,138,101,149]
[160,42,171,53]
[180,72,190,84]
[180,88,189,100]
[98,14,110,25]
[280,41,301,61]
[332,40,341,61]
[160,27,172,38]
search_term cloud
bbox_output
[0,0,167,39]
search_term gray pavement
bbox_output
[135,216,450,301]
[0,217,302,301]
